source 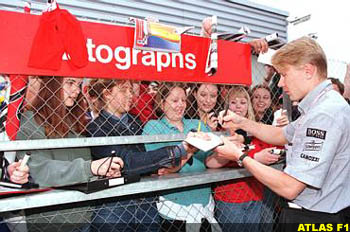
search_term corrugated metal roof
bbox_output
[0,0,288,40]
[228,0,288,16]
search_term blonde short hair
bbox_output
[227,86,255,121]
[272,36,327,79]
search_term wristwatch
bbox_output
[237,153,249,167]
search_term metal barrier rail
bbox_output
[0,132,229,152]
[0,134,185,152]
[0,163,283,213]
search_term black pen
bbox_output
[220,103,230,127]
[223,102,229,117]
[217,104,229,130]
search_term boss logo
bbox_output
[306,128,326,140]
[303,140,323,151]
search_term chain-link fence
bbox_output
[0,56,348,232]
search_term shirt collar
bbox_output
[160,117,185,131]
[298,80,332,114]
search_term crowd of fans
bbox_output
[2,73,289,232]
[9,57,348,231]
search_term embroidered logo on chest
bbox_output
[306,128,326,140]
[303,140,323,151]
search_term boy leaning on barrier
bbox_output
[213,37,350,228]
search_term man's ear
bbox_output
[304,63,317,80]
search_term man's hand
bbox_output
[91,157,124,177]
[214,136,243,161]
[7,161,29,184]
[275,110,289,127]
[249,39,269,54]
[201,17,268,54]
[254,147,280,165]
[218,109,245,130]
[200,17,212,38]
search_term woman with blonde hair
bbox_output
[224,86,255,143]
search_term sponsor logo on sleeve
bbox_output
[303,140,323,151]
[300,153,320,162]
[306,128,326,140]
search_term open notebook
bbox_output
[185,132,223,152]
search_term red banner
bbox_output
[0,10,252,85]
[5,6,29,141]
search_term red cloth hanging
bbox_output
[28,5,88,70]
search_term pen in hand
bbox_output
[219,103,230,128]
[20,152,31,169]
[223,103,229,117]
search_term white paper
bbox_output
[108,177,125,187]
[272,109,286,126]
[257,48,276,66]
[185,133,223,152]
